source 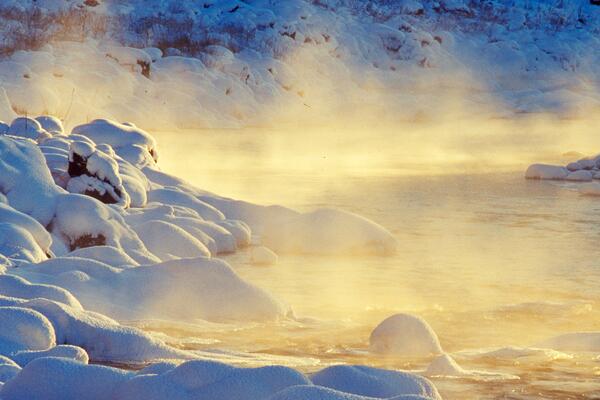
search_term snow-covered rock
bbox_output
[525,164,569,180]
[250,246,278,266]
[311,365,441,399]
[369,314,443,357]
[262,208,398,256]
[0,306,56,355]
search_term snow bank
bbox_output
[14,257,287,322]
[1,357,442,400]
[369,314,443,357]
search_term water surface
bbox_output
[147,128,600,399]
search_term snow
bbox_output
[130,220,211,260]
[311,365,440,399]
[524,164,569,180]
[250,246,279,266]
[1,356,441,400]
[369,314,443,357]
[13,257,287,322]
[0,135,62,226]
[0,307,56,355]
[261,208,398,256]
[423,354,466,377]
[147,188,225,222]
[7,118,48,141]
[72,119,158,164]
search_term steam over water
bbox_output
[149,123,600,399]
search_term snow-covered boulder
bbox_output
[311,365,441,399]
[250,246,278,266]
[130,220,211,260]
[0,135,62,226]
[262,208,398,256]
[71,119,158,164]
[0,307,56,355]
[51,194,150,263]
[67,141,130,207]
[369,314,443,357]
[525,164,569,180]
[35,115,64,135]
[7,117,48,141]
[0,355,21,383]
[0,357,133,400]
[14,257,287,322]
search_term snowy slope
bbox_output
[0,0,598,128]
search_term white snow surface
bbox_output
[369,313,443,357]
[0,114,435,398]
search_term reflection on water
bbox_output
[145,129,600,399]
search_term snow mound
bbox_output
[0,295,188,363]
[0,357,133,400]
[11,345,89,367]
[0,355,21,383]
[147,188,225,222]
[0,274,82,309]
[14,257,287,322]
[311,365,441,399]
[250,246,278,266]
[72,119,158,164]
[7,117,48,141]
[130,220,211,261]
[526,154,600,183]
[424,354,466,377]
[524,164,569,180]
[0,306,55,355]
[0,135,61,226]
[262,208,398,256]
[369,314,443,357]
